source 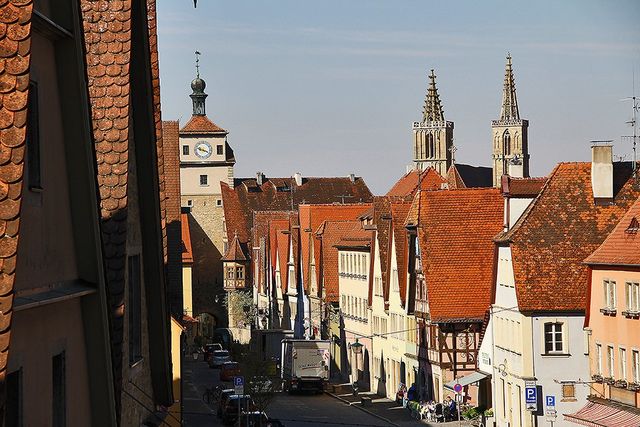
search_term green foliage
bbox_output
[484,408,494,417]
[462,406,482,420]
[238,351,279,414]
[223,290,257,328]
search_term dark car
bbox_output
[216,389,236,417]
[209,349,231,368]
[204,343,223,363]
[220,361,241,382]
[221,395,255,424]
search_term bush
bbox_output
[462,406,481,420]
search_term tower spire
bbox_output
[423,69,445,122]
[500,53,520,120]
[190,50,207,116]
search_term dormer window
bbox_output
[626,217,639,234]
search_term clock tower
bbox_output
[179,61,235,324]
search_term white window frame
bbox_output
[596,343,602,375]
[619,347,627,381]
[543,322,565,354]
[632,349,640,383]
[607,345,615,378]
[603,279,616,310]
[626,281,639,313]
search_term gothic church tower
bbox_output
[491,55,529,186]
[413,70,453,176]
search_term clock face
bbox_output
[194,141,212,159]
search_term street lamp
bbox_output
[350,338,363,395]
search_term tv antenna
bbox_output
[621,70,639,179]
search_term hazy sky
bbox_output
[157,1,640,194]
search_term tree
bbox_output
[238,350,279,427]
[224,290,257,328]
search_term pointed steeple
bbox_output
[422,69,445,123]
[190,51,207,116]
[499,54,520,121]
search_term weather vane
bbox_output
[195,50,201,78]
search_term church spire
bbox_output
[499,54,520,121]
[422,69,445,123]
[190,51,207,116]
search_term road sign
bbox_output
[453,383,463,393]
[234,376,244,395]
[525,386,537,411]
[546,395,556,408]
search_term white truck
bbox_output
[281,339,330,393]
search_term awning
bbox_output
[564,400,640,426]
[444,371,490,390]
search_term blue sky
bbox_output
[157,0,640,194]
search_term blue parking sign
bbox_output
[234,376,244,387]
[546,395,555,408]
[525,387,537,404]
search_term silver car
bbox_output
[209,350,231,368]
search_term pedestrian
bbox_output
[407,382,417,402]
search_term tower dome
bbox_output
[191,77,206,93]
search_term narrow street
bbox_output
[181,355,395,427]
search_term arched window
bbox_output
[503,130,511,156]
[427,134,435,158]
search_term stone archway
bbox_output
[195,312,218,342]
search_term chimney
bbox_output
[348,173,356,183]
[256,171,264,186]
[591,143,613,203]
[293,172,302,186]
[508,155,524,178]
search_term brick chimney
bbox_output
[591,143,613,203]
[256,171,264,186]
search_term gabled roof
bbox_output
[221,176,373,254]
[501,175,547,198]
[448,164,493,188]
[385,168,446,197]
[501,162,640,312]
[276,228,291,294]
[222,234,247,261]
[370,197,392,304]
[253,211,292,293]
[317,220,366,303]
[585,195,640,266]
[179,114,227,134]
[298,204,371,295]
[390,201,412,306]
[414,189,503,322]
[181,213,193,264]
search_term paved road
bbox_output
[181,355,394,427]
[268,393,392,427]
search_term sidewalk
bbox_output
[325,383,477,427]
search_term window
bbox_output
[392,269,399,292]
[596,344,603,375]
[562,384,575,399]
[52,352,66,427]
[182,145,189,155]
[128,255,142,364]
[603,280,616,310]
[620,348,627,380]
[427,134,434,158]
[374,276,382,296]
[227,267,234,279]
[236,266,244,279]
[217,144,223,155]
[200,174,208,186]
[607,346,614,377]
[6,369,22,427]
[544,322,563,354]
[27,81,41,190]
[633,350,640,383]
[503,130,511,156]
[216,199,222,207]
[626,282,639,313]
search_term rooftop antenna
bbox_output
[621,69,639,179]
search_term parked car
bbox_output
[203,343,223,363]
[216,389,236,417]
[220,361,241,382]
[235,411,267,427]
[221,395,255,424]
[209,350,231,368]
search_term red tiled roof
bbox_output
[162,121,181,222]
[416,189,503,322]
[181,213,193,264]
[179,114,227,134]
[222,234,247,261]
[221,176,373,253]
[299,204,371,295]
[390,201,412,306]
[502,162,640,312]
[386,168,446,197]
[370,197,392,305]
[253,211,292,292]
[501,175,547,197]
[585,195,640,266]
[317,221,366,303]
[0,0,33,392]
